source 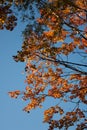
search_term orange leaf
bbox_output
[82,38,87,47]
[44,31,54,37]
[8,90,20,98]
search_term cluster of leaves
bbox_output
[47,108,86,130]
[0,0,41,30]
[0,3,17,30]
[1,0,87,130]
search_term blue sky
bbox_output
[0,22,49,130]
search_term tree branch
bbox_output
[36,53,87,75]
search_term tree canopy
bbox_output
[1,0,87,129]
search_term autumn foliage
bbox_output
[1,0,87,130]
